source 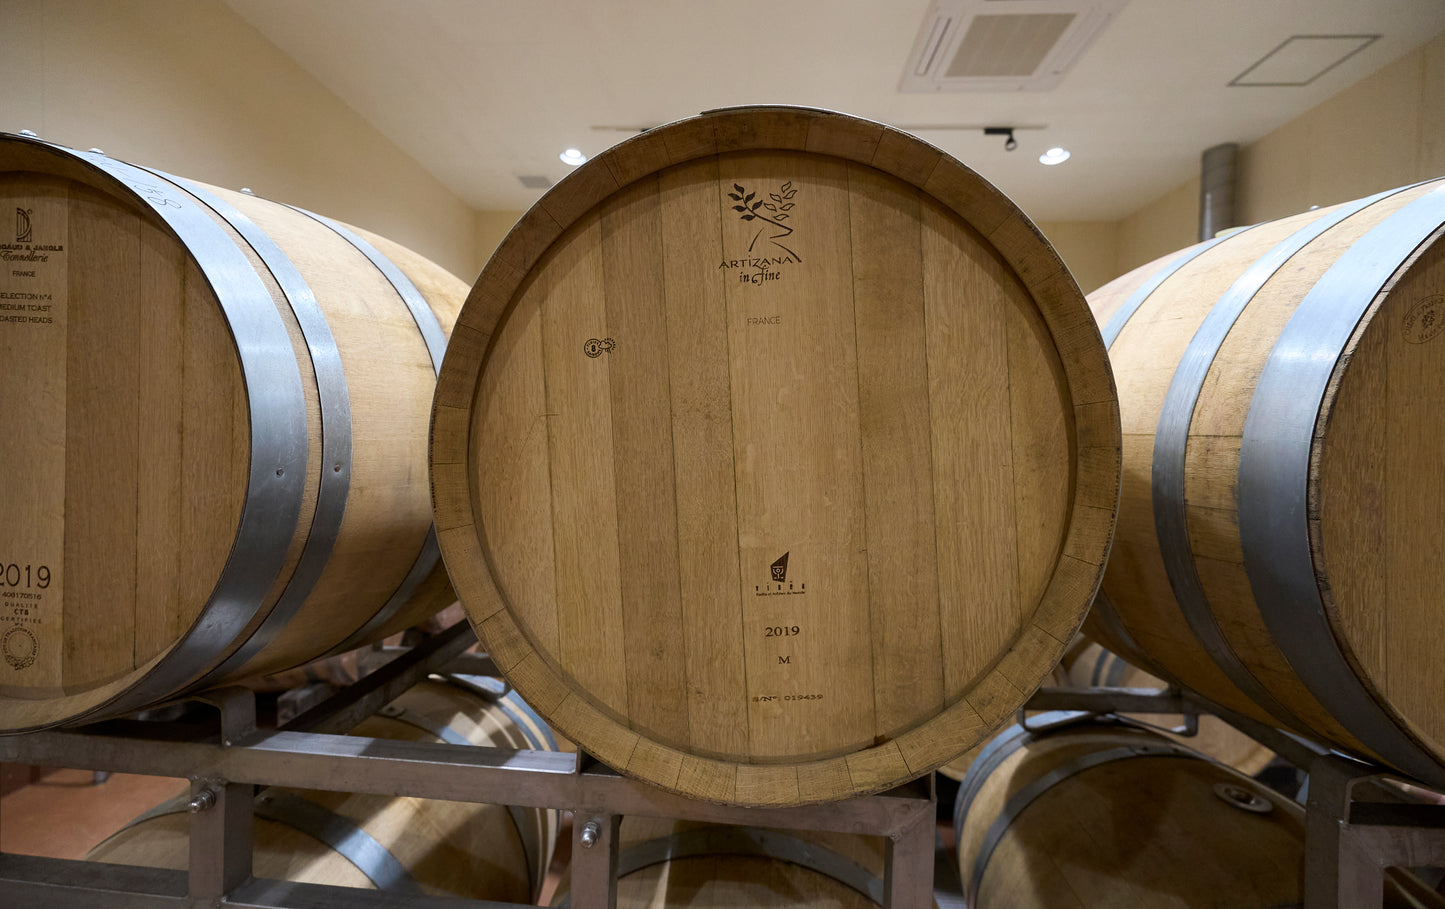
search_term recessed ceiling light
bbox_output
[560,148,587,166]
[1039,146,1071,166]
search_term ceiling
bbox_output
[222,0,1445,222]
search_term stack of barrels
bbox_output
[7,105,1445,905]
[1,110,1118,799]
[950,176,1445,905]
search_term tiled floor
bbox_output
[0,766,184,859]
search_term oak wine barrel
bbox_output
[550,818,925,908]
[430,105,1121,806]
[88,676,560,902]
[1085,178,1445,787]
[953,716,1440,908]
[0,133,465,731]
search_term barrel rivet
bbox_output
[241,187,255,195]
[88,148,105,155]
[1212,781,1272,814]
[18,129,38,138]
[189,787,218,813]
[579,819,601,848]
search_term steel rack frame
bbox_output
[1024,684,1445,909]
[0,620,937,909]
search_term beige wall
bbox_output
[1112,30,1445,280]
[0,0,480,278]
[1114,176,1201,279]
[1035,220,1121,296]
[475,209,525,272]
[1239,30,1445,224]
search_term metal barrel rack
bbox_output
[1022,684,1445,909]
[0,619,938,909]
[6,619,1444,908]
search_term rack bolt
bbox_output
[189,787,218,813]
[579,819,601,848]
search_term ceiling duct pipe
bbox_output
[1199,142,1239,242]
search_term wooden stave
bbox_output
[431,105,1122,807]
[87,677,560,902]
[0,134,462,731]
[1085,178,1445,787]
[194,187,461,683]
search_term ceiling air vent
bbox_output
[1229,35,1379,87]
[901,0,1128,92]
[517,174,553,189]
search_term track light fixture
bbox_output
[984,127,1018,151]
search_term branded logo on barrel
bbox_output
[3,626,37,670]
[15,207,32,243]
[771,551,789,582]
[1403,294,1445,345]
[718,181,800,287]
[756,551,806,597]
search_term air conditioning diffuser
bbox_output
[900,0,1129,92]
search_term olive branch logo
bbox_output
[728,181,800,261]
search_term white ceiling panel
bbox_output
[222,0,1445,220]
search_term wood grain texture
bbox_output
[434,106,1118,806]
[87,679,557,903]
[922,203,1021,703]
[956,724,1307,908]
[64,186,143,689]
[0,176,73,693]
[0,138,467,730]
[1092,178,1445,774]
[1185,195,1416,750]
[722,152,872,761]
[659,157,749,759]
[1321,218,1445,761]
[847,165,943,740]
[210,188,454,680]
[550,817,895,909]
[538,213,630,719]
[601,178,689,745]
[1098,213,1336,728]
